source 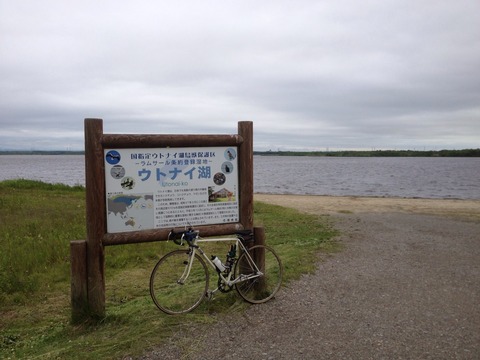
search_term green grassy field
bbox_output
[0,180,339,359]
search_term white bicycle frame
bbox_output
[177,233,263,295]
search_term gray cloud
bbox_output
[1,0,479,151]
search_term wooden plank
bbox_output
[103,223,245,246]
[102,134,243,148]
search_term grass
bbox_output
[0,179,340,359]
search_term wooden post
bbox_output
[84,119,107,319]
[238,121,254,230]
[253,226,266,262]
[70,240,88,323]
[253,226,266,291]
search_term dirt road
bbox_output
[138,195,480,359]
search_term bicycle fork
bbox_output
[176,249,196,285]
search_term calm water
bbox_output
[254,156,480,199]
[0,155,86,187]
[1,155,479,199]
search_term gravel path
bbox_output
[139,211,480,359]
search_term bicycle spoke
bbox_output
[150,250,209,315]
[235,245,283,303]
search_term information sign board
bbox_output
[104,146,239,233]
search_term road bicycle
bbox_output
[149,228,283,315]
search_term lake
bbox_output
[0,155,479,199]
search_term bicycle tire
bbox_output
[150,250,209,315]
[234,245,283,304]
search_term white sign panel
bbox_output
[104,147,239,233]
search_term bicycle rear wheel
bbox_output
[150,250,209,314]
[235,245,283,303]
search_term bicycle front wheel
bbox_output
[235,245,283,304]
[150,250,209,315]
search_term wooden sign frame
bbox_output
[72,119,253,320]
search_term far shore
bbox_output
[254,193,480,221]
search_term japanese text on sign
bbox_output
[104,147,239,233]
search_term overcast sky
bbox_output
[1,0,479,151]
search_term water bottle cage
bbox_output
[227,244,237,258]
[224,257,235,270]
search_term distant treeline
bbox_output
[254,148,480,157]
[0,150,84,155]
[1,148,479,157]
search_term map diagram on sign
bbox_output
[107,193,154,232]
